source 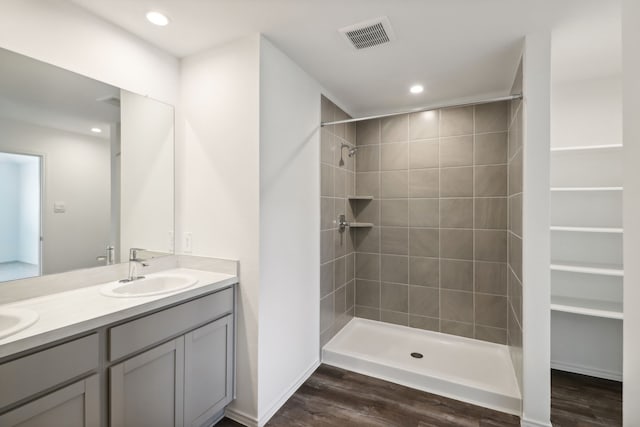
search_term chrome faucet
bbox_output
[120,248,149,283]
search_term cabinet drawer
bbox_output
[109,287,233,361]
[0,334,99,409]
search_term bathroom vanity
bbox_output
[0,267,238,427]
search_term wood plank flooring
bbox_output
[216,365,622,427]
[551,369,622,427]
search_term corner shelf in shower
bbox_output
[551,295,623,320]
[348,222,374,228]
[347,195,374,201]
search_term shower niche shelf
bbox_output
[348,222,374,228]
[347,195,374,201]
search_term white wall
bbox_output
[178,35,262,422]
[0,0,178,105]
[120,90,174,257]
[0,117,110,275]
[18,158,40,265]
[257,37,321,422]
[623,0,640,424]
[551,76,622,149]
[0,162,20,262]
[521,32,552,427]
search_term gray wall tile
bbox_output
[409,315,439,332]
[475,132,507,165]
[409,257,439,286]
[409,140,439,169]
[475,165,507,196]
[381,114,409,143]
[356,253,380,280]
[440,136,473,167]
[441,290,474,322]
[475,325,507,345]
[334,256,346,289]
[356,172,379,197]
[381,310,409,326]
[355,227,380,253]
[475,294,507,328]
[356,145,380,172]
[381,200,409,226]
[475,101,508,133]
[440,259,473,291]
[440,198,473,228]
[440,167,473,197]
[441,320,474,338]
[475,262,507,295]
[475,230,507,262]
[409,110,439,140]
[356,119,380,146]
[441,106,473,136]
[355,305,381,320]
[409,169,439,197]
[475,198,507,229]
[440,229,473,260]
[381,143,409,170]
[409,286,439,317]
[355,279,380,307]
[380,255,409,284]
[409,199,439,227]
[380,171,409,198]
[381,282,409,312]
[409,228,439,257]
[381,227,409,255]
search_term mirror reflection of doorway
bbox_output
[0,152,41,281]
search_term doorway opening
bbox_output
[0,152,41,281]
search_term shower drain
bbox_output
[410,352,423,359]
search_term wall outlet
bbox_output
[184,232,193,253]
[53,201,66,213]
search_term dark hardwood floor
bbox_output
[215,365,622,427]
[551,369,622,427]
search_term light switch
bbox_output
[54,201,66,213]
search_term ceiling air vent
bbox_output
[339,16,395,50]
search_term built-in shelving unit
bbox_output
[550,142,623,379]
[551,226,623,234]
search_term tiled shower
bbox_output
[320,95,520,347]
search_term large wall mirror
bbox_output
[0,47,174,283]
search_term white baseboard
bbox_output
[225,407,258,427]
[257,359,320,426]
[551,360,622,381]
[521,418,552,427]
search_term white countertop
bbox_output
[0,268,238,359]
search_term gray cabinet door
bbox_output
[184,315,233,427]
[110,337,184,427]
[0,375,100,427]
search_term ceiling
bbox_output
[70,0,621,116]
[0,46,119,139]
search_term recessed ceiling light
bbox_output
[91,127,102,133]
[410,84,424,94]
[146,11,169,26]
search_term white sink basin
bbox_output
[0,308,39,339]
[100,274,198,298]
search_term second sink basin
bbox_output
[0,308,39,340]
[100,274,198,298]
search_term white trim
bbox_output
[521,418,552,427]
[225,407,258,427]
[550,226,623,234]
[257,359,320,426]
[550,186,623,192]
[551,360,623,382]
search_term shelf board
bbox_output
[551,261,624,277]
[550,186,623,192]
[550,226,623,234]
[551,144,623,153]
[347,195,374,201]
[349,222,374,228]
[551,295,623,320]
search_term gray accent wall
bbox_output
[320,95,356,347]
[351,101,512,344]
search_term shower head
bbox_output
[348,146,359,157]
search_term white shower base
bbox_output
[322,318,521,415]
